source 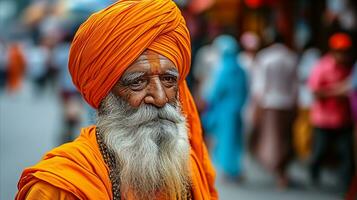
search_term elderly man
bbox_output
[15,0,217,199]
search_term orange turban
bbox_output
[328,32,352,50]
[69,0,191,109]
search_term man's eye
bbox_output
[161,75,177,86]
[129,79,146,90]
[161,76,176,83]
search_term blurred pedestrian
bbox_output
[251,34,298,189]
[346,61,357,200]
[192,43,219,114]
[6,43,26,94]
[52,33,83,143]
[308,32,354,193]
[37,15,62,91]
[349,61,357,170]
[238,31,261,76]
[24,40,50,96]
[293,41,321,160]
[0,39,7,90]
[203,35,248,182]
[238,31,261,139]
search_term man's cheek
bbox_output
[169,88,179,102]
[127,93,146,108]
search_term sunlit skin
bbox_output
[111,50,179,108]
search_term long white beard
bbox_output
[96,93,191,200]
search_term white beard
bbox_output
[96,93,191,200]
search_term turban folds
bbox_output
[328,33,352,50]
[69,0,191,109]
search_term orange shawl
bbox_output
[16,126,217,199]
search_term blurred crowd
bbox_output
[0,0,356,199]
[188,0,357,198]
[0,0,117,143]
[196,31,356,197]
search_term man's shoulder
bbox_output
[16,179,78,200]
[41,125,101,169]
[21,125,104,182]
[17,125,111,199]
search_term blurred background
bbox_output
[0,0,356,199]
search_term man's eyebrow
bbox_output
[120,71,146,83]
[165,68,179,78]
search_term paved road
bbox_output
[0,81,342,200]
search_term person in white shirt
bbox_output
[251,35,298,189]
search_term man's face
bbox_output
[97,50,190,199]
[332,49,351,66]
[111,50,179,108]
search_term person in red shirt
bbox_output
[308,32,354,193]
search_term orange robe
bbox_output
[7,43,26,93]
[16,126,218,199]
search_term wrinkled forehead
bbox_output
[122,50,178,74]
[134,50,174,64]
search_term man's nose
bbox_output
[144,78,168,107]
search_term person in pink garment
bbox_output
[308,32,354,193]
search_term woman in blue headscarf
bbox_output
[203,35,248,180]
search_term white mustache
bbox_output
[99,94,185,128]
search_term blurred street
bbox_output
[0,81,341,200]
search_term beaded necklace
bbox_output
[96,129,121,200]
